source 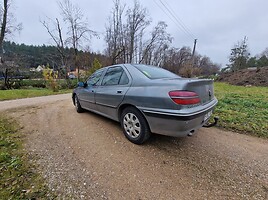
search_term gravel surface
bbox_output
[2,94,268,199]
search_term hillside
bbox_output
[2,41,109,69]
[217,67,268,87]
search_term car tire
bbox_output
[74,95,84,113]
[121,107,151,144]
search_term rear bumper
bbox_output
[141,99,218,137]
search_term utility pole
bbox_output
[191,39,197,67]
[192,39,197,59]
[187,39,197,78]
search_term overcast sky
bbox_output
[12,0,268,67]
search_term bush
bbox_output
[0,79,78,90]
[42,68,59,92]
[20,79,46,88]
[58,79,78,90]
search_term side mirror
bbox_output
[78,82,85,87]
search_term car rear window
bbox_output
[133,64,179,79]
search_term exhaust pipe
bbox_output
[203,117,219,128]
[188,130,195,136]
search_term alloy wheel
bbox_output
[123,113,141,138]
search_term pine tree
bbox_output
[87,58,102,76]
[229,36,250,71]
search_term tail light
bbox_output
[169,91,200,105]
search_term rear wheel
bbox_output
[74,95,84,113]
[121,107,151,144]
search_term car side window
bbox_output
[119,70,129,85]
[102,67,129,86]
[86,69,103,86]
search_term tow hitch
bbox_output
[203,117,219,128]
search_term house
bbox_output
[68,68,86,78]
[36,65,45,72]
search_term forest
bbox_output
[2,41,109,71]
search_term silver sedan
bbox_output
[72,64,218,144]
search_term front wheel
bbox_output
[74,95,84,113]
[121,107,151,144]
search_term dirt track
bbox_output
[1,94,268,199]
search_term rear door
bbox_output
[95,66,131,120]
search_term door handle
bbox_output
[117,90,122,94]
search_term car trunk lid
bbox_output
[184,79,215,105]
[151,77,215,106]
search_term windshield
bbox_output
[133,64,180,79]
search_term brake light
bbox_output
[169,91,200,105]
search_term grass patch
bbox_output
[0,115,55,199]
[0,88,71,101]
[214,82,268,137]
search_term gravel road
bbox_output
[1,94,268,199]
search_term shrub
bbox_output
[42,67,59,92]
[20,79,46,88]
[58,79,78,90]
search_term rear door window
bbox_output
[102,66,129,86]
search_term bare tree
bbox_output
[163,46,192,74]
[59,0,97,80]
[105,0,126,64]
[105,0,152,64]
[0,0,22,89]
[139,21,172,65]
[125,0,150,63]
[41,18,68,74]
[197,56,220,76]
[162,46,219,77]
[0,0,22,52]
[0,0,8,54]
[103,0,219,77]
[261,47,268,58]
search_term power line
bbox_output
[160,0,196,39]
[153,0,192,41]
[153,0,196,41]
[158,0,195,40]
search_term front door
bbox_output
[78,69,104,111]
